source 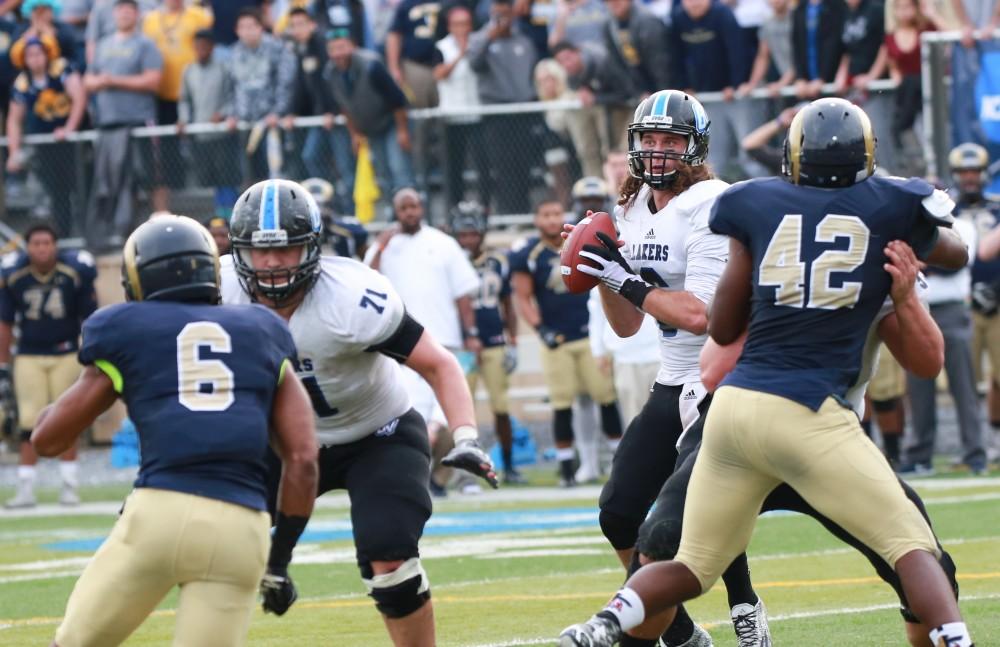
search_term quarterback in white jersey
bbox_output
[222,180,496,647]
[564,90,767,647]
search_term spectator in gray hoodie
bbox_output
[225,6,296,183]
[178,29,239,219]
[601,0,671,103]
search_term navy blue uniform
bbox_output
[389,0,442,65]
[472,250,511,347]
[0,250,97,355]
[509,236,589,342]
[78,302,297,511]
[327,216,370,259]
[710,175,944,411]
[958,195,1000,298]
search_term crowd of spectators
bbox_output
[2,0,1000,246]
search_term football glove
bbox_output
[503,346,518,374]
[260,566,298,616]
[577,232,654,309]
[442,426,499,489]
[537,325,565,349]
[0,365,15,418]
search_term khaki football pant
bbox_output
[868,345,906,402]
[675,386,940,592]
[14,353,81,430]
[55,488,269,647]
[467,346,511,415]
[971,311,1000,385]
[541,337,617,410]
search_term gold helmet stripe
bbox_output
[787,109,805,184]
[122,233,143,301]
[856,105,876,176]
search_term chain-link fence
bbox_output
[1,82,909,247]
[921,31,1000,181]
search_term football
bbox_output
[560,211,617,294]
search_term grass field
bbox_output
[0,471,998,646]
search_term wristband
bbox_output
[619,279,654,310]
[452,425,478,444]
[269,512,309,568]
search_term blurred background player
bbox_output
[302,177,370,260]
[511,197,623,487]
[452,201,524,484]
[949,143,1000,456]
[866,348,907,468]
[1,222,96,508]
[207,217,232,256]
[33,215,318,647]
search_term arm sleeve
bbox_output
[508,245,529,274]
[369,60,408,109]
[141,38,164,72]
[685,222,730,304]
[366,311,425,361]
[78,307,118,367]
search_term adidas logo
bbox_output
[682,389,698,401]
[644,228,656,240]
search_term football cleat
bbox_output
[59,487,80,507]
[559,614,623,647]
[663,622,714,646]
[731,599,772,647]
[5,488,36,509]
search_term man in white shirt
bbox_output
[901,216,987,475]
[366,188,482,493]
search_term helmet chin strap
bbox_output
[645,169,678,191]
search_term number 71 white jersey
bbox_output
[220,255,413,445]
[614,179,730,386]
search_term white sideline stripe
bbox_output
[2,478,998,519]
[463,592,1000,647]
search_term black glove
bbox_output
[260,565,298,616]
[537,325,565,350]
[579,232,654,309]
[0,365,14,413]
[442,427,499,489]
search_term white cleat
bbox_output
[662,622,714,646]
[575,462,601,484]
[5,489,37,509]
[731,599,772,647]
[59,488,81,506]
[559,614,623,647]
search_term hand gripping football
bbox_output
[560,211,618,294]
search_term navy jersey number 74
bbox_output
[78,301,297,511]
[709,175,950,411]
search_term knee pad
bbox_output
[598,508,641,551]
[871,398,899,413]
[361,557,431,619]
[636,517,682,562]
[553,408,574,444]
[19,429,31,443]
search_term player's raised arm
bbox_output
[707,238,753,345]
[262,369,319,616]
[31,367,118,457]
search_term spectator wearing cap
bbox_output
[468,0,540,214]
[324,26,416,202]
[670,0,762,179]
[6,38,85,236]
[83,0,163,247]
[433,4,491,208]
[551,40,633,175]
[143,0,213,212]
[600,0,671,97]
[283,7,346,206]
[178,29,239,219]
[792,0,846,98]
[10,0,78,70]
[226,6,297,184]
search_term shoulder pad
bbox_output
[509,236,532,253]
[674,179,730,211]
[1,251,25,270]
[921,189,956,226]
[878,175,935,198]
[75,250,95,268]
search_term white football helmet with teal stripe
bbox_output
[627,90,711,189]
[230,179,323,306]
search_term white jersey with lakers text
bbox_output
[221,255,412,445]
[614,179,730,385]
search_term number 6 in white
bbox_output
[177,322,235,412]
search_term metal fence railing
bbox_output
[0,82,906,245]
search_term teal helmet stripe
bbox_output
[260,181,279,231]
[652,91,668,117]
